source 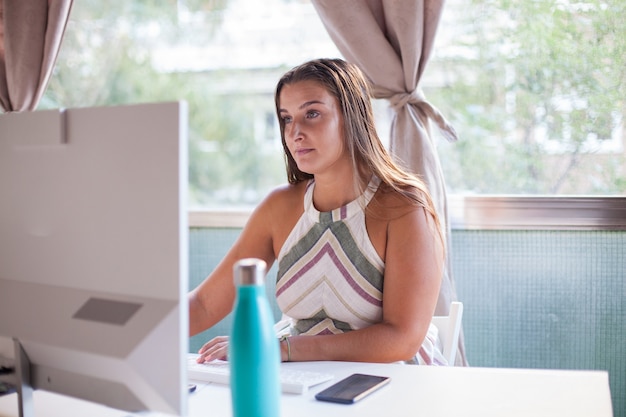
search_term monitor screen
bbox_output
[0,102,189,416]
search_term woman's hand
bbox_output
[196,336,229,363]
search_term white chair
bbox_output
[431,301,464,365]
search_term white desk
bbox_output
[0,361,613,417]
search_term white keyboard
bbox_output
[187,354,334,394]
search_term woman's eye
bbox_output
[306,110,319,119]
[282,116,292,124]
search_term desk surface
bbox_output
[0,361,613,417]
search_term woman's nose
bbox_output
[287,122,303,142]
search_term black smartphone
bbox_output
[314,373,390,404]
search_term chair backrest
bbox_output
[431,301,464,365]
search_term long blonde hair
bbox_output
[275,58,441,233]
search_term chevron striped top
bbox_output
[275,176,447,365]
[276,176,384,335]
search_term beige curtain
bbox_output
[312,0,467,366]
[0,0,74,113]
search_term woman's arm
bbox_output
[188,190,284,337]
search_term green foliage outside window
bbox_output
[42,0,626,208]
[430,0,626,194]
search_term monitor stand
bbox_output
[0,339,33,417]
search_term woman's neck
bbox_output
[312,171,371,212]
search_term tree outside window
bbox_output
[42,0,626,208]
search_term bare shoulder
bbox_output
[368,182,429,221]
[365,183,440,261]
[250,181,308,239]
[261,181,307,214]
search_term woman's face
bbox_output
[278,80,350,177]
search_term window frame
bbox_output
[189,196,626,231]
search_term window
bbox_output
[42,0,626,210]
[427,0,626,195]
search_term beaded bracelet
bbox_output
[279,334,291,362]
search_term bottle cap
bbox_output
[233,258,266,286]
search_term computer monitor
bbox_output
[0,102,189,416]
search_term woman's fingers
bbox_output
[197,336,229,362]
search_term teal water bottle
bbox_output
[229,258,281,417]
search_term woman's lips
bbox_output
[295,148,314,157]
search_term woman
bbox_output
[189,58,447,365]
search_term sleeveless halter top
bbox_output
[275,176,384,335]
[274,176,448,365]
